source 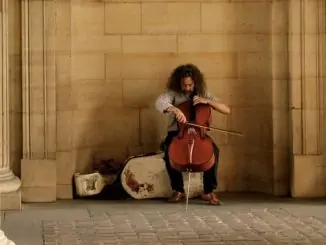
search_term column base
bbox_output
[0,169,21,211]
[0,230,16,245]
[0,190,21,211]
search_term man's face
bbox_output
[181,76,194,94]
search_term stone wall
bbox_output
[52,0,289,196]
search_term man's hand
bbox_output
[173,108,187,123]
[167,106,187,123]
[193,95,209,106]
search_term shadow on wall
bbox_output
[73,85,168,175]
[231,2,274,193]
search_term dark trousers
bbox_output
[161,131,219,194]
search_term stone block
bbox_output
[56,0,71,34]
[71,54,105,80]
[72,35,121,53]
[141,3,200,34]
[105,3,141,34]
[176,54,237,79]
[72,107,139,148]
[272,109,289,150]
[139,108,169,145]
[273,149,290,196]
[123,79,165,107]
[272,34,288,53]
[56,111,73,151]
[56,185,73,200]
[202,2,271,34]
[289,51,301,79]
[235,2,271,33]
[303,77,318,109]
[56,35,71,54]
[22,187,56,203]
[291,155,326,197]
[21,159,56,202]
[201,3,236,34]
[303,109,319,155]
[56,85,73,111]
[228,107,273,149]
[237,53,272,78]
[272,51,288,80]
[105,55,123,79]
[289,0,300,34]
[205,78,231,106]
[228,79,252,107]
[122,35,177,54]
[55,54,71,85]
[27,85,45,113]
[0,190,21,211]
[272,80,288,109]
[122,56,177,79]
[178,35,234,54]
[71,2,104,36]
[56,152,74,185]
[271,0,289,34]
[71,80,123,109]
[291,109,303,155]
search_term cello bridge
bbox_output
[187,127,197,135]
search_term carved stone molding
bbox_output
[289,0,325,155]
[0,0,9,170]
[21,0,56,160]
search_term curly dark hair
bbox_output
[166,63,207,96]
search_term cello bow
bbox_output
[184,122,243,137]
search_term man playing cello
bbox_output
[155,64,231,205]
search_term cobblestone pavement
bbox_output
[2,194,326,245]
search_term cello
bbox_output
[167,92,242,209]
[168,93,215,173]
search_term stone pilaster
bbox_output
[289,0,326,197]
[0,0,21,211]
[20,0,57,202]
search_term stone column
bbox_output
[0,0,21,210]
[289,0,326,197]
[20,0,57,202]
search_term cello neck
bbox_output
[188,90,197,122]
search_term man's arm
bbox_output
[155,91,175,114]
[155,91,187,122]
[203,92,230,115]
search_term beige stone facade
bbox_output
[0,0,325,210]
